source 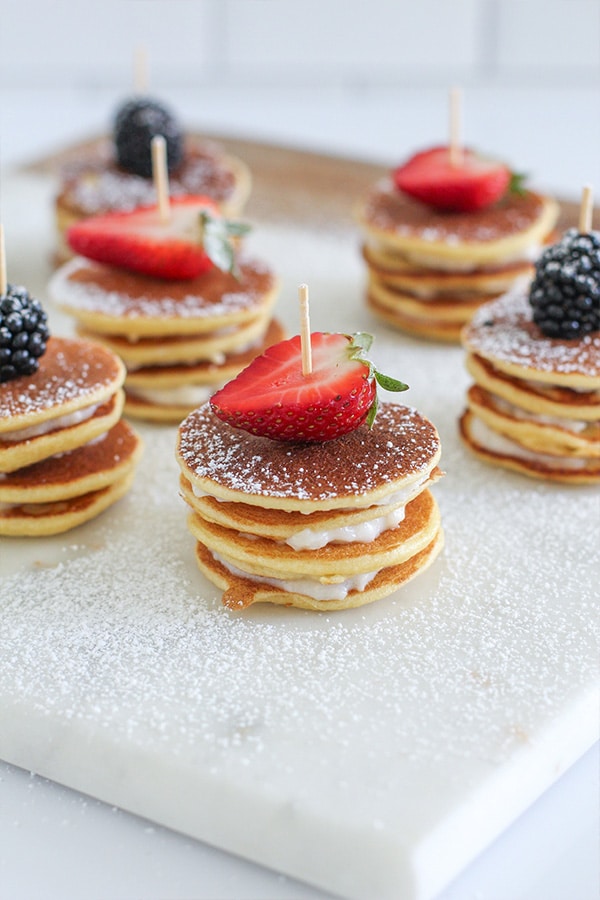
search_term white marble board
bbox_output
[0,148,598,900]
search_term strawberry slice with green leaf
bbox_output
[393,145,516,212]
[67,195,251,280]
[210,331,408,442]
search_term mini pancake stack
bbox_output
[356,150,559,342]
[460,240,600,483]
[54,94,251,265]
[176,326,444,613]
[0,336,142,535]
[49,258,282,422]
[48,197,282,423]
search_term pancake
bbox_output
[462,290,600,389]
[0,336,126,473]
[368,273,489,323]
[357,182,559,270]
[187,489,441,579]
[460,410,600,484]
[367,294,464,343]
[194,529,444,611]
[0,468,137,536]
[0,419,142,504]
[49,256,279,337]
[459,289,600,482]
[76,313,272,368]
[179,466,443,545]
[176,401,444,610]
[54,135,252,264]
[177,401,442,512]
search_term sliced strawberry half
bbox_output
[210,332,408,442]
[393,145,513,212]
[67,195,250,280]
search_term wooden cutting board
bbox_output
[3,136,599,900]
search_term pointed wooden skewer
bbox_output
[449,86,463,168]
[0,224,7,297]
[151,135,171,224]
[578,184,594,233]
[299,283,312,376]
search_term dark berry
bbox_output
[529,228,600,338]
[113,96,184,177]
[0,284,50,383]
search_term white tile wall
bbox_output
[0,0,598,87]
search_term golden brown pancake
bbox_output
[49,256,279,337]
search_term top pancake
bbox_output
[49,256,279,337]
[462,290,600,388]
[176,401,442,512]
[56,135,251,217]
[356,180,559,268]
[0,335,125,433]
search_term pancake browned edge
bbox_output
[356,177,559,342]
[49,255,283,423]
[459,290,600,483]
[0,337,143,534]
[176,401,444,611]
[54,135,252,265]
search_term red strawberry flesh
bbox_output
[67,195,219,280]
[393,145,511,212]
[210,333,377,442]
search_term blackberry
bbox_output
[114,96,184,178]
[0,285,50,383]
[529,228,600,338]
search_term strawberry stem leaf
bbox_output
[509,171,528,196]
[374,370,409,392]
[199,211,252,276]
[366,393,379,429]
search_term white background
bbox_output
[1,2,599,899]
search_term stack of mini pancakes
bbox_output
[54,134,252,266]
[49,256,283,423]
[460,291,600,483]
[356,181,559,342]
[0,336,142,535]
[176,402,444,611]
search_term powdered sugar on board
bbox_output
[1,168,599,900]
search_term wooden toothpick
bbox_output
[133,44,149,94]
[151,135,171,224]
[299,283,312,376]
[449,86,463,167]
[0,225,7,297]
[579,184,594,233]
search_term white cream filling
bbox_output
[286,506,406,551]
[470,416,592,470]
[489,396,589,433]
[0,404,100,443]
[213,552,379,601]
[129,384,214,406]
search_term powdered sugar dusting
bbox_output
[177,402,440,501]
[464,290,600,377]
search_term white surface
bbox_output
[0,153,599,900]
